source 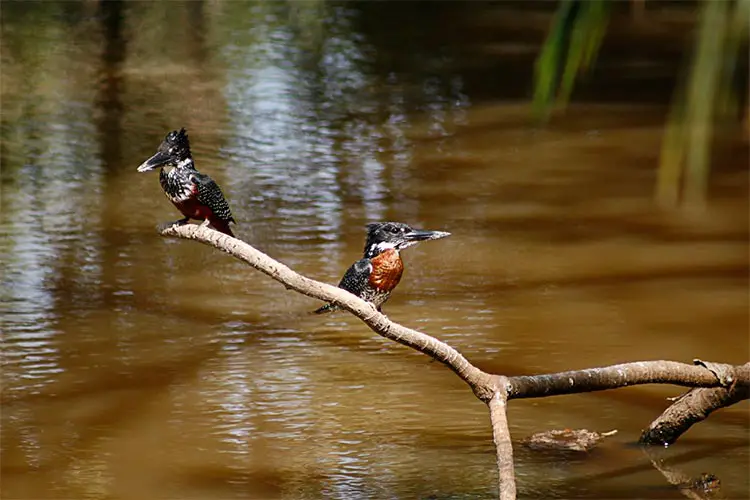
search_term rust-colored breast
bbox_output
[368,249,404,292]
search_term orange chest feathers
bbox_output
[367,249,404,292]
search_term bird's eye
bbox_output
[389,226,400,234]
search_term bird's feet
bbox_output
[376,306,387,319]
[157,218,190,233]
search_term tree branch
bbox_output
[639,374,750,446]
[489,384,516,500]
[159,223,747,401]
[505,361,746,400]
[159,223,748,499]
[158,223,498,399]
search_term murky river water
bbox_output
[1,2,748,499]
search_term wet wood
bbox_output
[640,366,750,446]
[522,428,617,452]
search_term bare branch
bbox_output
[506,361,748,400]
[159,223,748,500]
[640,372,750,446]
[158,223,498,398]
[489,384,516,500]
[159,223,747,405]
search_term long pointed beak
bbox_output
[137,151,170,172]
[405,229,451,242]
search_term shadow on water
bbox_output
[1,1,747,499]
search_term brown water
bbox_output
[1,2,748,499]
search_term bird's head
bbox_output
[363,222,450,258]
[137,128,193,172]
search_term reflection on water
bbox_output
[1,2,748,499]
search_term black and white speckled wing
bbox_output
[338,258,373,297]
[314,258,373,314]
[191,172,235,223]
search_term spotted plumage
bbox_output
[137,128,235,237]
[314,222,450,314]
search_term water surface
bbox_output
[2,2,748,499]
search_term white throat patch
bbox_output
[366,241,398,258]
[375,241,396,253]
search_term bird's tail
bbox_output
[313,303,338,315]
[211,219,234,237]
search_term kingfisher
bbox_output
[137,128,236,237]
[314,222,450,314]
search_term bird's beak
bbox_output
[405,229,451,242]
[137,151,170,172]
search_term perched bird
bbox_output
[137,128,235,237]
[315,222,450,314]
